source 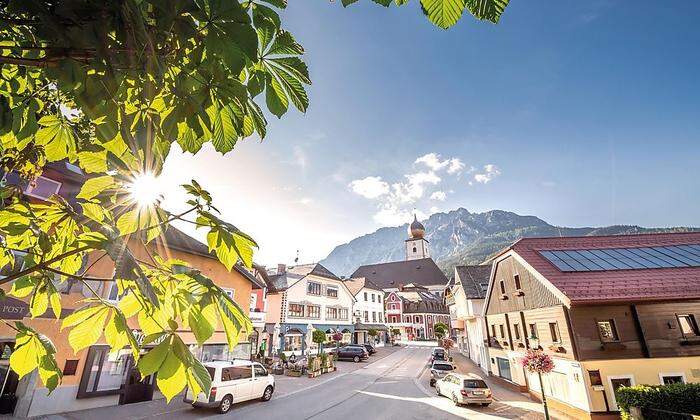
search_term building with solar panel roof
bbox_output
[481,232,700,419]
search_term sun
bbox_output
[127,172,163,207]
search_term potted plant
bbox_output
[286,360,303,377]
[521,349,555,420]
[312,330,327,355]
[332,332,343,361]
[319,352,329,373]
[307,356,321,378]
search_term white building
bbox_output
[445,265,491,372]
[265,263,356,356]
[344,277,389,346]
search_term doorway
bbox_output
[496,357,512,382]
[0,343,19,414]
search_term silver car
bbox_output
[435,373,492,407]
[429,360,455,386]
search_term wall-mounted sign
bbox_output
[0,296,71,319]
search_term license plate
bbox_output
[472,391,484,395]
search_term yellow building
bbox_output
[483,233,700,419]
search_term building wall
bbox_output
[353,287,385,324]
[582,356,700,412]
[282,274,354,326]
[0,237,255,417]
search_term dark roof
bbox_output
[287,263,340,280]
[351,258,448,290]
[454,265,491,299]
[353,323,388,331]
[157,227,264,289]
[506,232,700,304]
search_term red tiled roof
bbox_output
[510,232,700,305]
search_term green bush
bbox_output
[616,383,700,419]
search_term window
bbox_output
[378,295,382,303]
[588,370,603,386]
[379,313,383,322]
[513,323,521,340]
[499,324,505,338]
[364,311,369,322]
[660,374,685,385]
[63,359,79,376]
[491,325,497,339]
[549,322,561,343]
[307,282,321,295]
[412,247,417,253]
[306,305,320,319]
[250,293,257,310]
[222,288,235,300]
[677,314,699,337]
[371,294,375,303]
[499,280,506,294]
[288,303,304,318]
[78,347,134,398]
[254,364,268,377]
[25,175,62,200]
[326,286,338,298]
[107,283,125,302]
[222,366,252,381]
[514,274,521,290]
[326,307,338,320]
[597,320,619,342]
[284,334,302,351]
[364,292,368,301]
[372,312,377,322]
[529,323,538,339]
[339,308,348,320]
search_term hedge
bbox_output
[616,383,700,419]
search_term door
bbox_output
[496,357,512,382]
[608,376,634,411]
[251,364,269,397]
[229,366,254,403]
[119,362,155,405]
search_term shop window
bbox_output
[307,282,321,296]
[78,347,133,398]
[596,319,619,342]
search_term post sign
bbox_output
[0,296,71,319]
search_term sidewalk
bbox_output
[37,346,401,420]
[449,352,576,420]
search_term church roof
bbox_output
[351,258,448,290]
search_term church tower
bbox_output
[405,214,430,261]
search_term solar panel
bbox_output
[539,244,700,272]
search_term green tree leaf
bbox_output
[420,0,467,29]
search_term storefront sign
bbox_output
[0,297,70,319]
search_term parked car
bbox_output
[435,373,492,407]
[184,360,274,414]
[429,361,456,386]
[430,347,447,362]
[330,345,369,362]
[347,343,376,355]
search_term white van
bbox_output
[184,360,275,414]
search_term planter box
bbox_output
[286,370,302,377]
[308,370,321,378]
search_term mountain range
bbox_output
[320,208,698,277]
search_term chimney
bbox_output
[277,264,286,274]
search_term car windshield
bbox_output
[433,350,445,356]
[432,364,453,371]
[464,379,488,388]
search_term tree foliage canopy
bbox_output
[0,0,509,402]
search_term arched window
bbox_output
[412,247,417,252]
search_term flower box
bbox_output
[307,370,321,378]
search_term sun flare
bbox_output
[127,172,163,207]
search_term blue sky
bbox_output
[162,0,700,265]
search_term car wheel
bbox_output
[219,395,233,414]
[481,403,490,407]
[261,386,273,402]
[353,355,360,363]
[452,393,460,407]
[429,379,435,387]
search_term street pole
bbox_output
[538,371,550,420]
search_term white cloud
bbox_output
[429,206,439,214]
[292,145,307,170]
[430,191,447,201]
[473,164,501,184]
[349,176,390,199]
[373,204,427,226]
[415,153,465,175]
[298,197,312,205]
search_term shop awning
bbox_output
[353,323,388,332]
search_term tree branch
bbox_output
[0,246,90,286]
[0,55,59,68]
[43,266,113,282]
